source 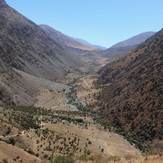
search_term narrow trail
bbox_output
[83,78,89,87]
[0,134,18,138]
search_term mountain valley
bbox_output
[0,0,163,162]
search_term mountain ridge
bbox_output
[72,37,107,50]
[39,24,95,51]
[111,31,155,48]
[100,32,156,60]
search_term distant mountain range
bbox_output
[100,31,156,59]
[72,38,107,50]
[111,32,155,48]
[40,25,155,55]
[40,24,96,51]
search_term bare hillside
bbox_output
[0,0,82,81]
[0,0,83,105]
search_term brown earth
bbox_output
[0,1,162,162]
[95,29,163,152]
[0,141,42,163]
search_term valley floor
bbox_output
[0,67,162,163]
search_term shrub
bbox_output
[51,155,74,163]
[6,138,16,146]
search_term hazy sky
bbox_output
[5,0,163,48]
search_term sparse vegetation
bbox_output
[95,29,163,153]
[51,155,74,163]
[0,0,162,163]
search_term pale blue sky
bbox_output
[5,0,163,48]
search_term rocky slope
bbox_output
[0,0,83,105]
[0,0,82,81]
[95,29,163,152]
[0,60,39,106]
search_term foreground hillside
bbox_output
[95,29,163,152]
